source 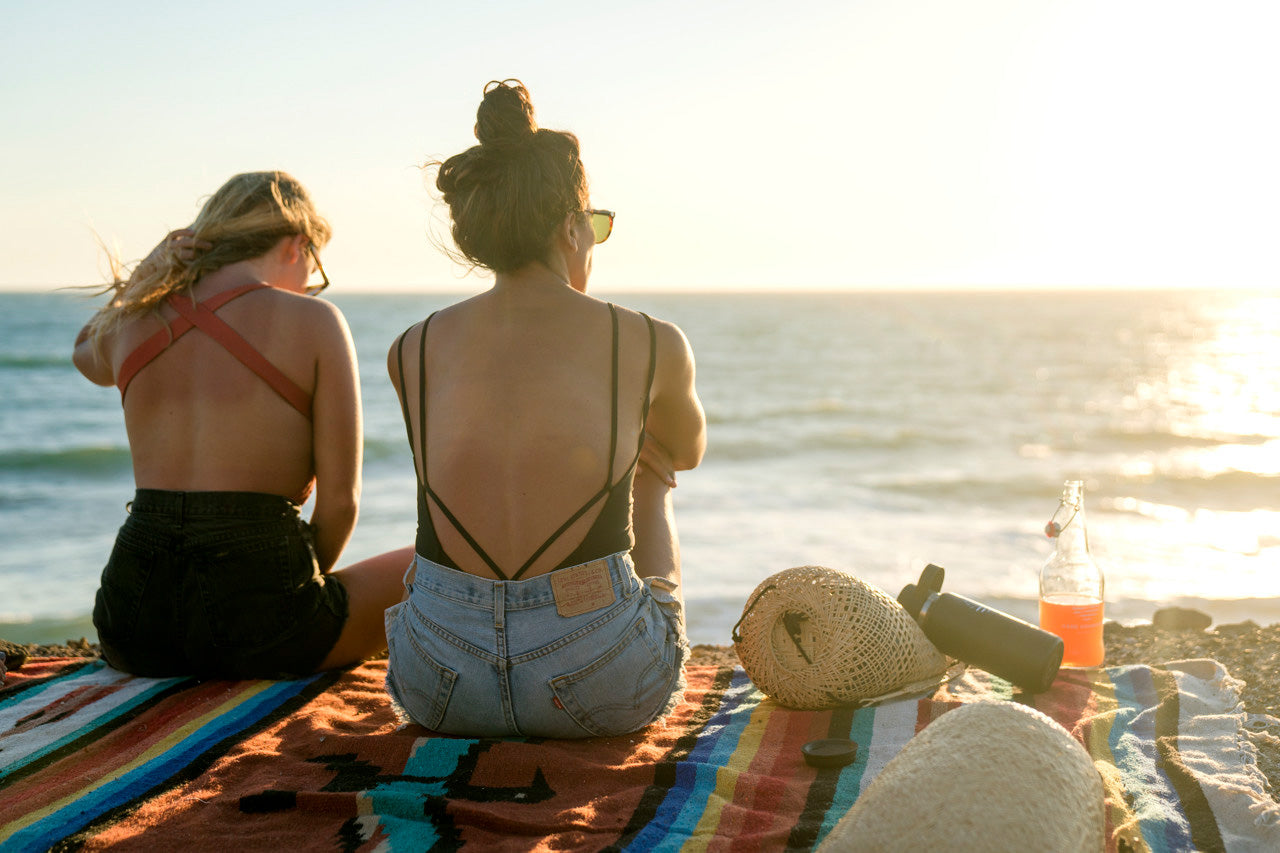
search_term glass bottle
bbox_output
[1039,480,1105,667]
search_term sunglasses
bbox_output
[585,209,615,244]
[305,244,330,296]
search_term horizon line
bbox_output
[2,283,1274,296]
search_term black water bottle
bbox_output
[898,564,1064,693]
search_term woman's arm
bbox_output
[73,322,115,386]
[309,302,363,573]
[644,320,707,472]
[630,462,681,588]
[72,230,211,388]
[630,319,704,596]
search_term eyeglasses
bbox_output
[585,209,615,244]
[305,244,330,296]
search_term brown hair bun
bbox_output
[474,79,538,145]
[429,78,589,274]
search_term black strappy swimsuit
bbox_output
[394,304,657,580]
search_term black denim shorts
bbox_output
[93,489,349,679]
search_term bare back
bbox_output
[74,267,363,571]
[390,285,703,581]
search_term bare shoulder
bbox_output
[297,291,350,327]
[651,316,694,357]
[609,304,693,354]
[605,304,696,388]
[270,290,352,342]
[387,315,429,357]
[612,303,705,468]
[385,315,432,383]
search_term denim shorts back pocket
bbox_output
[385,602,458,731]
[94,520,168,644]
[643,577,688,650]
[550,614,678,737]
[191,523,310,653]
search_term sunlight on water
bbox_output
[1095,293,1280,605]
[3,290,1278,645]
[1193,441,1280,477]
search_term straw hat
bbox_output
[732,565,948,709]
[818,700,1105,852]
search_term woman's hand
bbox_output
[638,432,677,488]
[133,228,211,281]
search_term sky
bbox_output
[2,0,1277,293]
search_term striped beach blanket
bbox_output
[2,657,1276,851]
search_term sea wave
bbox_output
[1106,470,1280,514]
[857,468,1280,512]
[0,445,132,476]
[0,612,98,645]
[860,472,1058,503]
[362,436,416,463]
[0,353,71,369]
[704,427,945,462]
[1090,425,1277,450]
[705,397,855,426]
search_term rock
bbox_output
[1153,607,1212,632]
[0,639,29,671]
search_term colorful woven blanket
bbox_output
[2,657,1276,851]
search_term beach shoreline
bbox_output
[8,620,1280,720]
[10,592,1280,652]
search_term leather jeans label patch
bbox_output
[551,561,617,618]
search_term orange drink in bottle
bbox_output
[1039,481,1105,668]
[1039,593,1104,667]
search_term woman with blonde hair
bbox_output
[74,170,409,678]
[384,81,706,737]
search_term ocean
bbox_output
[2,288,1278,646]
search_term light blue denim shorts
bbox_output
[384,551,689,738]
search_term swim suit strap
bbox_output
[633,312,658,461]
[116,283,268,399]
[165,289,313,419]
[392,319,423,481]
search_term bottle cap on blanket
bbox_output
[731,565,949,709]
[801,738,858,768]
[817,701,1105,853]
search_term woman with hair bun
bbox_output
[385,80,706,738]
[74,171,410,679]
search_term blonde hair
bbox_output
[83,171,330,347]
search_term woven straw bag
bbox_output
[732,565,949,709]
